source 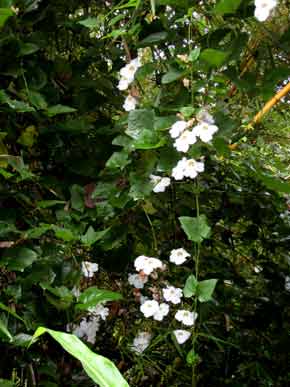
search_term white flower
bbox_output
[128,273,148,289]
[169,248,190,265]
[118,58,141,90]
[117,79,130,91]
[169,120,188,138]
[192,122,218,143]
[134,255,163,275]
[140,300,160,317]
[72,317,100,344]
[131,331,152,354]
[254,0,277,21]
[174,329,191,344]
[183,158,205,179]
[88,304,109,320]
[71,286,80,298]
[285,276,290,292]
[150,175,171,193]
[153,303,170,321]
[171,158,204,180]
[171,158,188,180]
[162,285,183,304]
[175,310,198,326]
[81,261,99,278]
[123,95,137,111]
[174,130,197,153]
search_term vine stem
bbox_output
[191,181,200,387]
[142,204,158,253]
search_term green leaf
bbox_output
[30,327,129,387]
[0,90,35,112]
[19,42,39,56]
[214,0,242,15]
[161,68,184,84]
[0,318,13,341]
[80,226,110,246]
[70,184,84,212]
[197,279,218,302]
[188,47,201,62]
[106,151,131,170]
[183,275,198,298]
[126,109,162,149]
[78,17,99,28]
[76,287,122,311]
[179,215,211,243]
[139,32,168,46]
[17,125,38,147]
[200,49,230,67]
[28,91,48,109]
[52,226,76,242]
[36,200,66,208]
[258,173,290,194]
[0,302,25,323]
[150,0,156,16]
[0,8,13,28]
[46,104,76,117]
[0,247,38,271]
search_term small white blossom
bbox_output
[117,79,130,91]
[254,0,277,21]
[163,285,183,304]
[118,57,141,90]
[174,130,197,153]
[169,120,188,138]
[140,299,160,317]
[88,304,109,320]
[153,303,170,321]
[134,255,163,275]
[131,331,152,354]
[169,248,190,265]
[71,286,81,298]
[150,175,171,193]
[128,273,148,289]
[192,122,218,143]
[81,261,99,278]
[171,157,204,180]
[71,317,100,344]
[285,276,290,292]
[123,95,137,111]
[174,329,191,344]
[196,110,215,125]
[175,310,198,326]
[171,158,188,180]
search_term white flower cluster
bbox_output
[170,110,218,181]
[134,255,163,275]
[88,303,110,320]
[118,58,141,91]
[254,0,277,22]
[131,331,152,354]
[163,285,183,304]
[81,261,99,278]
[118,57,140,112]
[140,300,169,321]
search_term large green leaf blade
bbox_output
[31,327,129,387]
[197,279,218,302]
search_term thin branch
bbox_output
[250,82,290,125]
